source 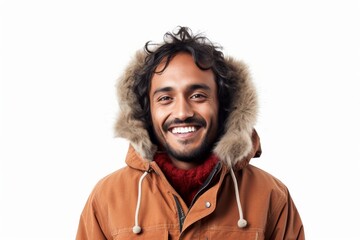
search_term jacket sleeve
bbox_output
[267,188,305,240]
[76,191,107,240]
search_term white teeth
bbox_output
[171,126,196,134]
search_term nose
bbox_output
[173,96,194,120]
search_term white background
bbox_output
[1,0,359,239]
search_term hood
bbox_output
[114,50,259,167]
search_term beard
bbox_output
[163,135,214,163]
[159,116,217,164]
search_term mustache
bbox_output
[162,116,207,132]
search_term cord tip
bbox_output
[132,226,141,234]
[237,219,247,228]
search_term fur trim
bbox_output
[114,51,157,160]
[114,51,258,166]
[213,57,258,166]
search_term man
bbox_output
[76,27,304,239]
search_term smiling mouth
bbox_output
[170,126,198,134]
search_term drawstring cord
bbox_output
[230,168,247,228]
[132,167,246,233]
[132,171,149,234]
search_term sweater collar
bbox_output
[153,153,219,206]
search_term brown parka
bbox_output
[76,51,305,239]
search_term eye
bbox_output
[158,96,172,103]
[190,93,206,100]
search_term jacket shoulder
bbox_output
[90,166,138,197]
[241,165,304,238]
[242,164,290,201]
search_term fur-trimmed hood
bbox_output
[114,50,260,167]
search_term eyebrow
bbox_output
[152,84,211,97]
[188,83,211,92]
[153,86,174,96]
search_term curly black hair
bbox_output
[133,26,234,142]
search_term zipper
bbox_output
[173,161,222,232]
[189,161,222,208]
[173,195,186,232]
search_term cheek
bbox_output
[204,103,219,134]
[203,102,219,122]
[151,107,168,130]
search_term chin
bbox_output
[166,144,212,163]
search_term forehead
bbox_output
[150,53,216,93]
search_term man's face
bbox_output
[149,52,219,164]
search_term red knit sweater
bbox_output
[154,153,219,206]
